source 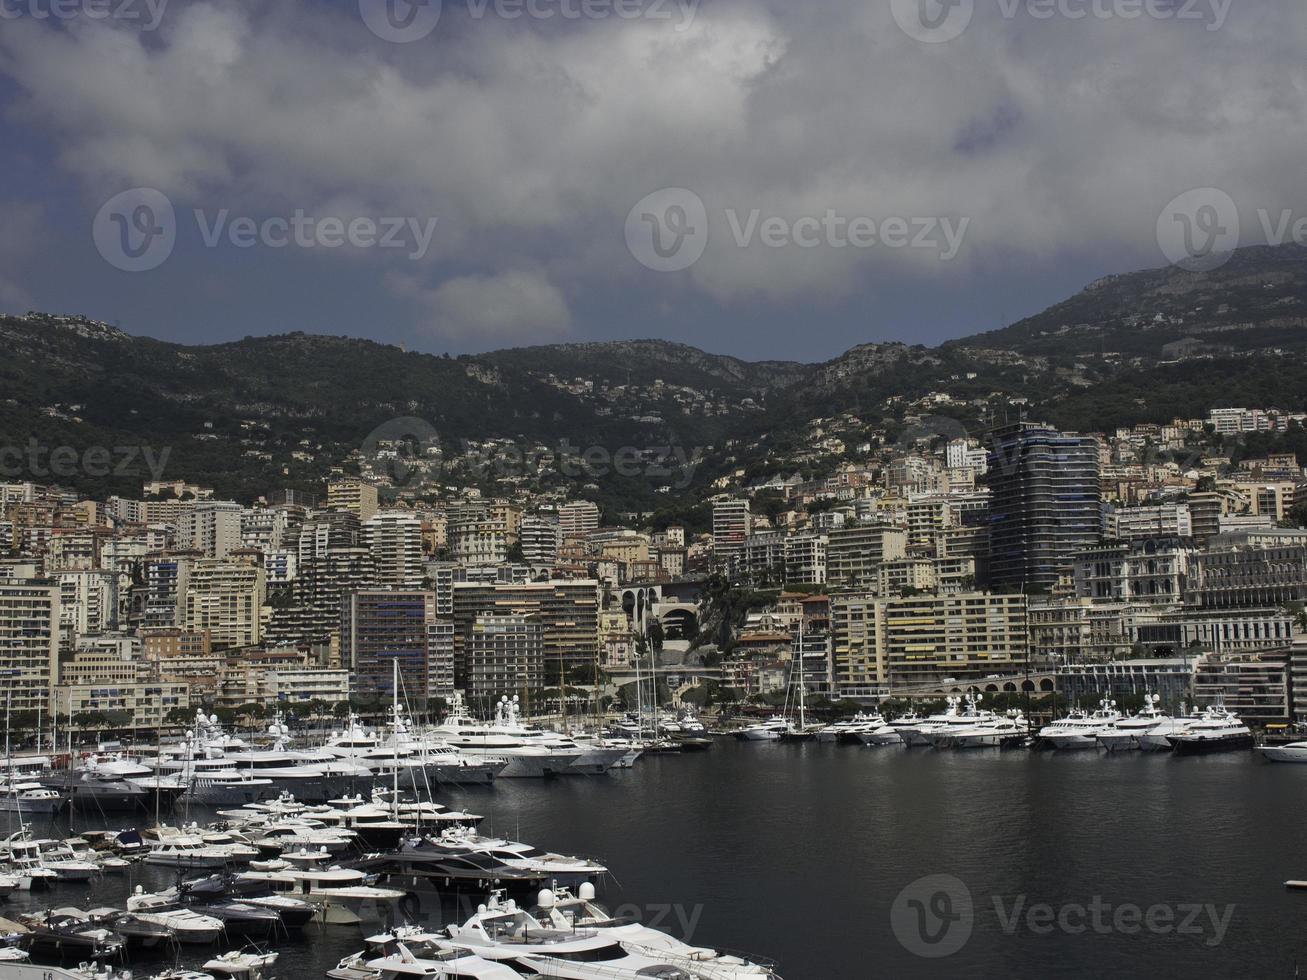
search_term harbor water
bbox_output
[12,738,1307,979]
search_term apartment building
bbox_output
[463,614,544,707]
[326,479,379,522]
[363,510,425,589]
[183,556,266,649]
[826,522,907,589]
[341,590,436,701]
[0,578,60,716]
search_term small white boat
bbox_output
[126,887,225,943]
[735,717,791,742]
[1262,741,1307,763]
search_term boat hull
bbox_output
[1169,734,1256,755]
[1262,745,1307,763]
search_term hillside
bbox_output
[4,243,1307,509]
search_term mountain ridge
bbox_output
[5,242,1307,509]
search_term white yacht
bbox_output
[532,883,781,980]
[126,888,225,943]
[816,713,881,744]
[1136,709,1201,752]
[144,826,255,869]
[1094,694,1171,752]
[431,695,575,778]
[735,717,792,742]
[1262,740,1307,763]
[922,695,998,749]
[939,711,1028,749]
[238,862,406,925]
[419,826,607,883]
[1039,698,1121,750]
[442,891,696,979]
[896,698,965,746]
[857,715,908,747]
[0,781,67,815]
[1168,705,1254,754]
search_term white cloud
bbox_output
[389,269,572,342]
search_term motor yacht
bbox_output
[410,826,607,886]
[33,839,101,881]
[735,717,791,742]
[20,912,124,962]
[1094,694,1172,752]
[442,891,697,979]
[1168,705,1255,755]
[430,695,574,778]
[1039,698,1121,750]
[0,780,68,815]
[125,887,227,944]
[895,698,965,746]
[144,826,253,869]
[237,863,405,925]
[0,832,60,888]
[532,884,781,980]
[815,713,880,744]
[856,715,908,747]
[920,695,998,748]
[1262,741,1307,763]
[938,711,1028,749]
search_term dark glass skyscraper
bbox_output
[987,421,1102,593]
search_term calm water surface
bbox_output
[14,739,1307,980]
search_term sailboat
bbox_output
[782,621,818,741]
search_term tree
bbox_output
[164,706,193,726]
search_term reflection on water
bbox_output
[6,741,1307,979]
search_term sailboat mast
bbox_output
[391,659,399,819]
[797,618,806,730]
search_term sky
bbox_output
[0,0,1301,362]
